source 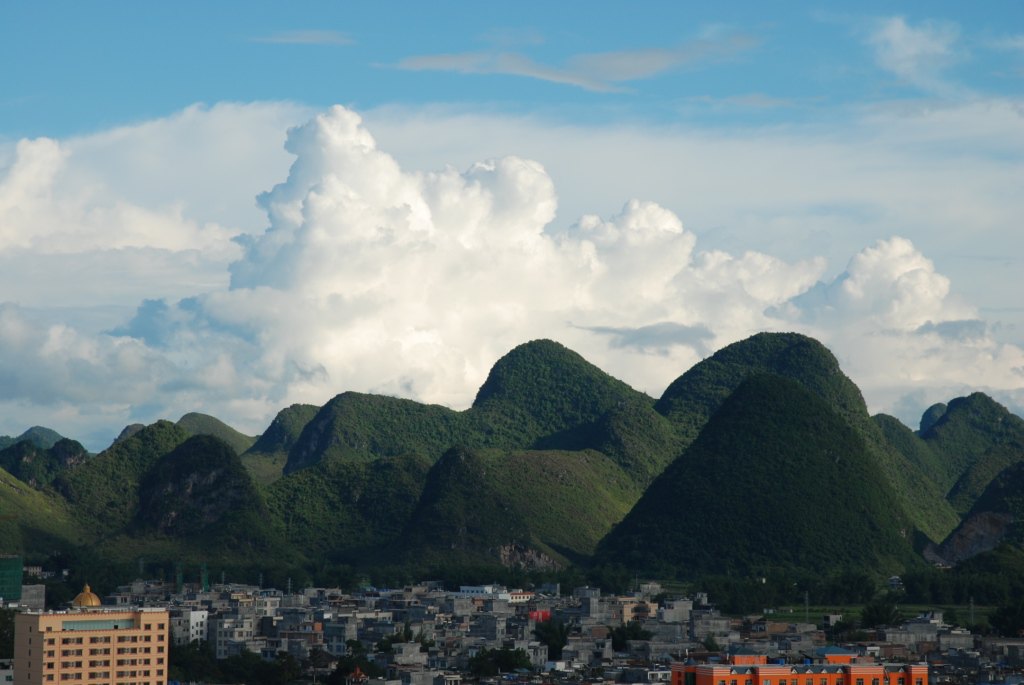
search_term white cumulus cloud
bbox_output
[1,101,1023,447]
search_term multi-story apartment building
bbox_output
[13,585,169,685]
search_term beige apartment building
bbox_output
[13,585,169,685]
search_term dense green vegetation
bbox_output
[596,373,920,578]
[403,446,640,567]
[53,420,190,536]
[3,333,1024,593]
[135,435,279,554]
[266,452,430,563]
[651,333,958,542]
[922,393,1024,504]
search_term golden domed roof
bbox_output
[72,583,102,607]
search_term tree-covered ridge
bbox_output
[53,420,191,536]
[284,392,467,473]
[654,332,868,441]
[3,333,1024,584]
[284,340,673,485]
[596,373,920,578]
[0,465,83,555]
[921,393,1024,512]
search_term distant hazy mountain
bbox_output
[176,412,257,455]
[0,426,65,450]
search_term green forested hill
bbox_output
[596,373,921,578]
[266,452,431,562]
[652,332,958,542]
[3,333,1024,586]
[920,393,1024,514]
[401,446,640,568]
[470,339,656,446]
[284,393,466,473]
[135,435,276,550]
[285,340,676,485]
[53,420,191,536]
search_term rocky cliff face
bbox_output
[495,542,561,571]
[926,511,1015,565]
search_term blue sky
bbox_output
[1,2,1023,449]
[4,2,1020,137]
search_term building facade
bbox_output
[672,653,929,685]
[14,600,170,685]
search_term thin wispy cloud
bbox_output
[251,30,352,46]
[992,34,1024,52]
[396,33,758,92]
[867,17,964,97]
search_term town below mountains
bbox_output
[2,332,1024,610]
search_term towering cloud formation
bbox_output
[0,103,1021,447]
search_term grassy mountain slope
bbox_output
[242,403,319,486]
[401,446,640,567]
[596,374,920,578]
[177,412,257,455]
[53,420,190,536]
[0,466,83,556]
[654,332,958,542]
[0,438,89,488]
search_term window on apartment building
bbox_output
[857,679,864,685]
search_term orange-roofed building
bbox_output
[671,652,928,685]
